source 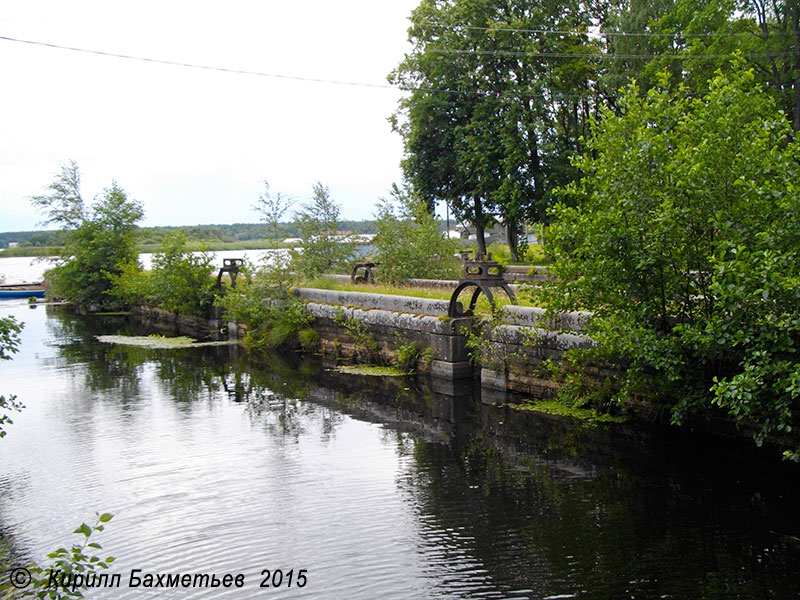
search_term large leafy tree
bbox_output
[31,161,144,309]
[391,0,599,258]
[601,0,800,130]
[547,62,800,458]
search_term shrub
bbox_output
[215,261,316,352]
[290,183,357,278]
[546,61,800,458]
[33,173,144,310]
[113,232,216,317]
[372,185,461,284]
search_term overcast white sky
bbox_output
[0,0,420,232]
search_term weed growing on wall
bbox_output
[216,261,317,353]
[332,309,379,360]
[392,337,432,373]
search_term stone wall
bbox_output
[134,305,225,339]
[296,289,473,379]
[291,287,595,397]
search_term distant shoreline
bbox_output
[0,240,297,258]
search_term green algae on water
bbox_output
[96,334,237,349]
[334,365,407,377]
[517,399,626,424]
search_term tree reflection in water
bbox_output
[24,305,800,599]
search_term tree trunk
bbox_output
[474,196,488,255]
[506,219,519,262]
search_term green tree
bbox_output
[290,182,357,278]
[391,0,600,257]
[546,62,800,458]
[372,183,461,284]
[253,179,294,248]
[29,159,85,229]
[31,164,144,310]
[601,0,800,130]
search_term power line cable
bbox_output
[0,34,769,101]
[0,34,600,100]
[428,47,793,60]
[0,34,398,91]
[420,22,791,38]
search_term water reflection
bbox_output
[1,304,799,599]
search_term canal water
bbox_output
[1,300,800,599]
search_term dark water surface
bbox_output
[1,301,800,599]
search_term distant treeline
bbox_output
[0,221,380,249]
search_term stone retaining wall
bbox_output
[291,287,596,396]
[134,305,225,338]
[301,299,473,379]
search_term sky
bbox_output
[0,0,421,232]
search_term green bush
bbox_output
[215,262,316,352]
[372,186,461,284]
[41,180,144,310]
[113,232,216,317]
[546,61,800,458]
[290,183,357,278]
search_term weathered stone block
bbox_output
[430,359,473,379]
[481,368,507,390]
[429,332,469,362]
[294,287,450,316]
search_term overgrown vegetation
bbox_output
[289,182,358,278]
[543,63,800,459]
[371,183,461,283]
[392,339,432,373]
[30,161,144,310]
[215,260,318,353]
[333,308,379,359]
[113,232,216,317]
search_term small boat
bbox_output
[0,282,46,299]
